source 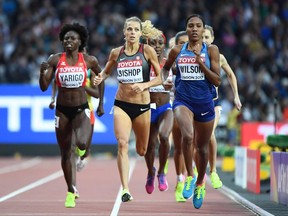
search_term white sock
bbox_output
[177,174,184,182]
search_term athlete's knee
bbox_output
[117,138,129,152]
[136,145,146,156]
[159,132,170,145]
[195,145,208,156]
[174,147,183,156]
[182,134,193,146]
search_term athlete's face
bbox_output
[203,29,214,45]
[186,17,204,42]
[176,35,188,45]
[123,21,142,43]
[149,36,165,57]
[63,31,81,51]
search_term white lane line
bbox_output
[217,183,274,216]
[0,157,42,174]
[0,170,63,202]
[110,158,136,216]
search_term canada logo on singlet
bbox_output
[117,60,144,83]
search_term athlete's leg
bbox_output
[194,119,214,185]
[55,111,74,194]
[209,106,221,173]
[113,107,132,192]
[174,106,194,177]
[144,122,158,194]
[133,110,151,156]
[172,119,186,176]
[145,123,158,176]
[157,110,173,174]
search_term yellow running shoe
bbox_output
[65,192,76,208]
[210,172,223,189]
[175,181,186,202]
[75,147,86,157]
[164,160,169,175]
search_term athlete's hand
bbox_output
[49,100,55,110]
[234,97,242,111]
[192,43,201,56]
[163,78,173,91]
[96,103,104,117]
[131,83,145,93]
[40,62,49,75]
[93,73,103,86]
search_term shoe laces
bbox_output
[195,186,205,199]
[147,175,154,185]
[211,172,219,181]
[185,177,192,190]
[158,174,166,185]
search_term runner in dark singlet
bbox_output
[94,16,162,202]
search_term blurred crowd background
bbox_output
[0,0,288,123]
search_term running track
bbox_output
[0,157,264,216]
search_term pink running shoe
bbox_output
[145,167,156,194]
[157,173,168,191]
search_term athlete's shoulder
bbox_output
[207,43,219,52]
[110,46,123,56]
[49,53,62,59]
[143,43,154,52]
[83,53,97,62]
[47,53,62,65]
[169,44,183,57]
[112,46,123,53]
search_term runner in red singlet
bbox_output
[39,22,103,208]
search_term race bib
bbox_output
[117,60,143,83]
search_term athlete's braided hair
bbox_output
[59,22,89,52]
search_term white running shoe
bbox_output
[76,158,87,172]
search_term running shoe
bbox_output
[121,189,133,202]
[210,172,223,189]
[145,167,156,194]
[157,173,168,191]
[175,181,186,202]
[75,147,86,157]
[164,160,169,175]
[193,184,206,209]
[73,185,80,199]
[182,176,196,199]
[76,158,87,172]
[65,192,76,208]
